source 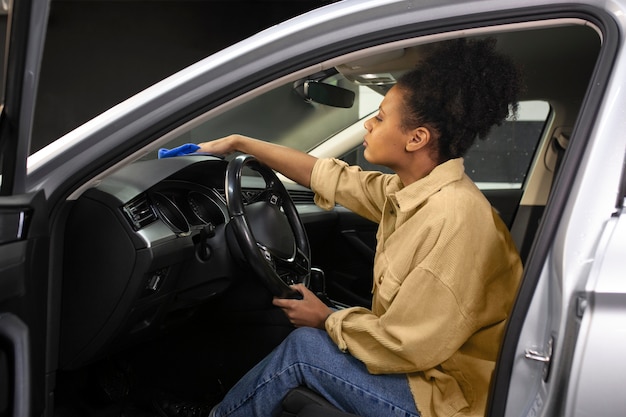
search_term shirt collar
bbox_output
[387,158,465,212]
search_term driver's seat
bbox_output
[280,387,360,417]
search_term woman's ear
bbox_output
[406,126,432,152]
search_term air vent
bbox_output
[123,195,157,230]
[288,190,315,204]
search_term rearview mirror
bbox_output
[294,80,355,108]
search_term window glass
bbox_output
[340,100,550,189]
[466,100,549,189]
[358,85,383,119]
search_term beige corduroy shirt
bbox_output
[310,158,522,417]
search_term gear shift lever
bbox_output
[310,267,325,293]
[310,267,334,307]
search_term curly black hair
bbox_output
[395,37,522,163]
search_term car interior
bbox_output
[51,19,602,417]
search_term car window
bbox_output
[340,100,551,189]
[466,101,550,189]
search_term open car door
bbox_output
[0,0,50,416]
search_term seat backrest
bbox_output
[510,130,570,264]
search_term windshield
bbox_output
[154,73,383,157]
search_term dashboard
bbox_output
[58,155,317,369]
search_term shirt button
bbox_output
[378,275,384,284]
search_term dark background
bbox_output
[32,0,336,153]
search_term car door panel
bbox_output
[0,0,51,413]
[302,206,376,308]
[565,206,626,416]
[0,190,49,417]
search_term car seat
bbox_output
[280,386,360,417]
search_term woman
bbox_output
[197,38,523,417]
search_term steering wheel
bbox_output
[225,154,311,299]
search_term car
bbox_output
[1,0,625,416]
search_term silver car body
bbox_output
[2,0,625,416]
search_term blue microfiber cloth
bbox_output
[158,143,201,159]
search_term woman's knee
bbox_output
[286,327,326,343]
[283,327,327,350]
[278,327,338,362]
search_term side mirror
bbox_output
[294,80,355,108]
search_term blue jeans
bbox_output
[212,327,420,417]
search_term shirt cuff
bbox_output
[324,306,371,352]
[311,158,349,210]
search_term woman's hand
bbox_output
[273,284,334,329]
[196,135,241,157]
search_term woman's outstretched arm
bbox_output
[197,134,318,188]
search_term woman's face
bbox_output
[362,86,414,171]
